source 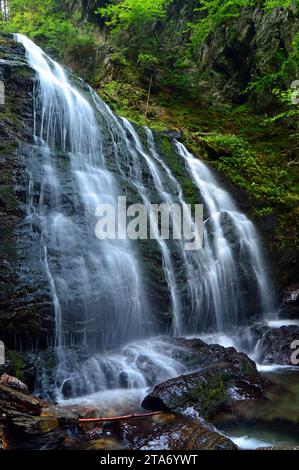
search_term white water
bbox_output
[56,337,187,399]
[16,34,157,396]
[257,364,298,372]
[230,436,274,450]
[267,319,299,328]
[118,118,182,335]
[16,34,276,401]
[176,142,275,328]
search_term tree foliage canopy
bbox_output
[97,0,172,31]
[1,0,95,57]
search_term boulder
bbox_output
[255,325,299,365]
[165,336,258,373]
[127,413,238,451]
[161,130,183,141]
[0,384,41,416]
[142,359,265,420]
[0,384,80,450]
[0,373,29,394]
[71,412,237,451]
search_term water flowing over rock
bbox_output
[0,382,237,450]
[0,34,275,401]
[142,348,265,419]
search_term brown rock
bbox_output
[0,384,41,415]
[125,413,237,451]
[0,373,29,394]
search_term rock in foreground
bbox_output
[142,356,265,420]
[0,384,78,450]
[254,325,299,365]
[0,373,29,394]
[0,383,237,451]
[125,413,237,451]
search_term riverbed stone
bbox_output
[142,358,265,420]
[255,325,299,365]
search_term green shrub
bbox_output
[2,0,96,59]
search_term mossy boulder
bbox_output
[142,345,265,420]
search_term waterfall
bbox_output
[15,34,275,400]
[175,142,275,328]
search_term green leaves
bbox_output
[188,0,298,50]
[264,0,299,9]
[189,0,255,49]
[1,0,95,59]
[97,0,172,31]
[138,53,159,71]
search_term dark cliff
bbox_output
[0,36,54,349]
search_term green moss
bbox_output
[188,373,228,417]
[0,87,25,133]
[155,133,200,207]
[240,359,256,376]
[168,106,297,251]
[6,350,25,381]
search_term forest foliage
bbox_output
[1,1,298,91]
[0,0,95,56]
[0,0,298,247]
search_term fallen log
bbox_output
[79,411,164,423]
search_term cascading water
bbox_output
[175,142,275,329]
[16,34,275,401]
[16,34,156,396]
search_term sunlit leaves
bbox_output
[97,0,172,31]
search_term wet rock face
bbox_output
[0,35,54,351]
[125,413,237,451]
[165,337,258,372]
[274,251,299,314]
[255,325,299,366]
[142,346,265,420]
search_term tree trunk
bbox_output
[1,0,9,21]
[145,75,153,118]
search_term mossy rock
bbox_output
[142,360,265,420]
[1,350,26,381]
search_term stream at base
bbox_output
[219,368,299,449]
[57,321,299,450]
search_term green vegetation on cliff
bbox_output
[1,0,298,252]
[1,0,95,56]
